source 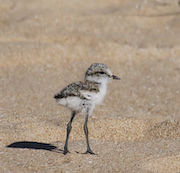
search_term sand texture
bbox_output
[0,0,180,172]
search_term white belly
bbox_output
[57,97,83,111]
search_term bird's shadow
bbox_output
[6,141,63,153]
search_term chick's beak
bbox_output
[112,75,121,80]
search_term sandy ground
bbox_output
[0,0,180,172]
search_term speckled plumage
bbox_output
[54,81,100,100]
[85,63,112,78]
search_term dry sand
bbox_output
[0,0,180,172]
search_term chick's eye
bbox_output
[99,72,105,74]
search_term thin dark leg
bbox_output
[63,111,76,155]
[83,112,95,154]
